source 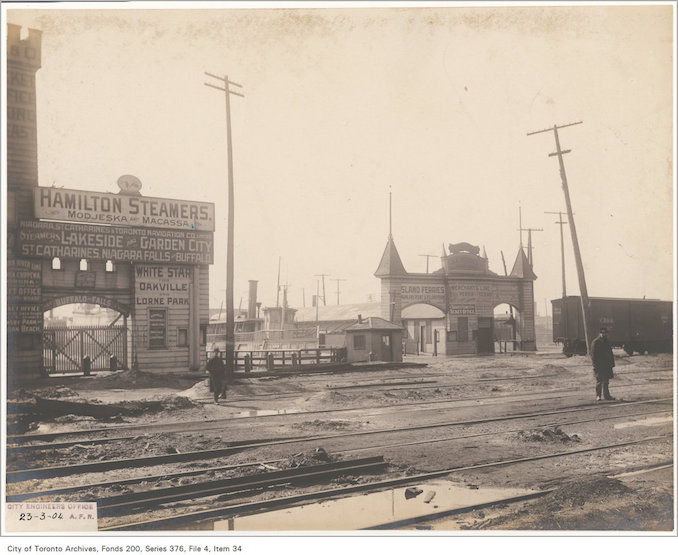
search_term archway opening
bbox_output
[401,303,446,355]
[43,303,130,375]
[493,303,521,352]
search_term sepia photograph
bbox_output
[2,0,676,545]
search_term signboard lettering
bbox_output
[18,221,213,264]
[450,304,476,315]
[135,265,191,307]
[34,187,215,231]
[400,284,446,305]
[7,259,42,333]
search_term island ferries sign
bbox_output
[34,186,215,231]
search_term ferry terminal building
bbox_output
[6,24,213,379]
[375,236,537,355]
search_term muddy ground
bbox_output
[6,348,675,532]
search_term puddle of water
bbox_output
[614,416,673,429]
[214,480,534,531]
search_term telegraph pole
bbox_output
[331,278,346,305]
[205,72,244,371]
[517,209,543,265]
[315,280,320,328]
[418,254,436,273]
[545,210,571,298]
[314,274,329,306]
[528,121,591,355]
[521,228,544,266]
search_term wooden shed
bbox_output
[345,316,403,363]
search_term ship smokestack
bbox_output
[248,280,258,319]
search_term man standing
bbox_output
[591,327,616,401]
[207,348,227,403]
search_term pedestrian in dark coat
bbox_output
[591,327,615,401]
[207,348,227,403]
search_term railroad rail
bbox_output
[97,456,387,516]
[7,366,672,448]
[7,397,672,482]
[8,404,672,503]
[99,434,672,531]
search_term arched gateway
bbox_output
[375,235,537,355]
[6,24,213,378]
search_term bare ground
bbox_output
[6,350,675,532]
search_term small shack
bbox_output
[345,316,403,363]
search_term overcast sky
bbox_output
[4,2,674,314]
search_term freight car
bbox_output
[551,296,673,356]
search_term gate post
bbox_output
[80,331,85,372]
[123,316,128,370]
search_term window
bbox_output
[177,328,188,347]
[353,334,366,350]
[382,334,390,346]
[148,308,167,349]
[200,325,207,346]
[51,257,61,270]
[79,259,88,271]
[105,260,115,272]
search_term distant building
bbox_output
[375,236,538,355]
[345,316,403,363]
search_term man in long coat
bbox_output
[591,327,616,401]
[207,348,227,403]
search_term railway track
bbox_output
[7,373,671,450]
[97,434,673,531]
[7,403,672,503]
[7,357,672,532]
[6,398,670,483]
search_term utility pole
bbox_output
[314,274,329,306]
[517,212,543,265]
[545,210,571,298]
[331,278,346,305]
[418,254,436,273]
[528,121,591,355]
[205,71,244,372]
[524,228,544,266]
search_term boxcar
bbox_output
[551,296,673,356]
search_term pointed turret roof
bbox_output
[510,247,537,279]
[374,235,407,277]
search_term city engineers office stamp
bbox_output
[5,502,98,532]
